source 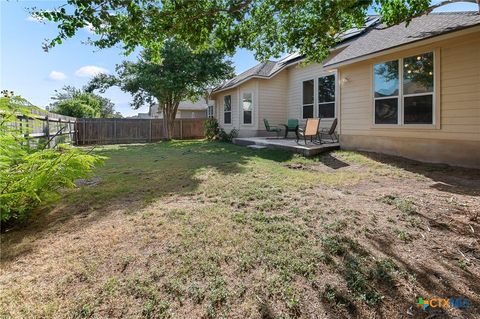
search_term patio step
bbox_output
[233,137,340,157]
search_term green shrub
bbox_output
[218,128,238,143]
[0,96,104,227]
[204,118,219,140]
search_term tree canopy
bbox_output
[86,40,234,138]
[32,0,479,62]
[50,86,122,118]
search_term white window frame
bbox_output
[318,73,337,119]
[372,50,438,129]
[302,79,315,119]
[223,95,232,125]
[206,104,213,118]
[241,91,254,125]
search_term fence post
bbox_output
[149,119,152,142]
[113,119,117,144]
[83,119,86,145]
[45,115,50,148]
[180,119,183,139]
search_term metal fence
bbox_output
[76,118,206,145]
[15,108,77,148]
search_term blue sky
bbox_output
[1,1,477,117]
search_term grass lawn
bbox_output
[1,140,479,318]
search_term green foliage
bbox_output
[50,86,121,118]
[0,96,104,226]
[30,0,459,62]
[87,40,234,139]
[204,118,220,140]
[218,128,238,143]
[379,195,416,215]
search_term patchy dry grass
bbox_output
[1,140,479,318]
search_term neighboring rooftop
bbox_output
[324,12,480,67]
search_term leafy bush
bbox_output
[218,128,238,143]
[204,118,219,140]
[0,96,104,228]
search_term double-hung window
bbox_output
[242,92,253,124]
[318,74,336,118]
[374,51,434,125]
[302,80,314,119]
[207,104,214,118]
[223,95,231,124]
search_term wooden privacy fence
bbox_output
[76,118,206,145]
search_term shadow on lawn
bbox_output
[360,152,480,197]
[0,141,294,261]
[319,153,350,170]
[368,233,480,318]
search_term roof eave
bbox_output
[211,60,305,95]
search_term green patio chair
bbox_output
[263,118,282,137]
[281,119,299,138]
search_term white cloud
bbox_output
[75,65,109,78]
[49,70,67,81]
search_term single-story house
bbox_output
[210,12,480,168]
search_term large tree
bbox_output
[32,0,479,62]
[50,86,122,118]
[86,40,234,139]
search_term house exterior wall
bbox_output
[286,62,338,131]
[214,87,241,134]
[258,70,289,135]
[214,78,291,138]
[213,60,342,137]
[337,31,480,168]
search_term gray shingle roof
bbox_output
[215,60,276,91]
[324,12,480,67]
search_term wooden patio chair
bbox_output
[296,118,321,144]
[263,118,282,137]
[319,118,338,144]
[281,119,299,138]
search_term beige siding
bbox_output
[286,62,338,130]
[237,80,259,132]
[214,87,239,131]
[339,31,480,142]
[258,71,289,131]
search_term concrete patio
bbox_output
[233,137,340,156]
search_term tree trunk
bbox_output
[163,101,180,140]
[167,112,175,140]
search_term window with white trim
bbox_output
[223,95,231,124]
[318,74,335,118]
[302,80,314,119]
[374,51,434,125]
[207,104,214,118]
[242,92,253,124]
